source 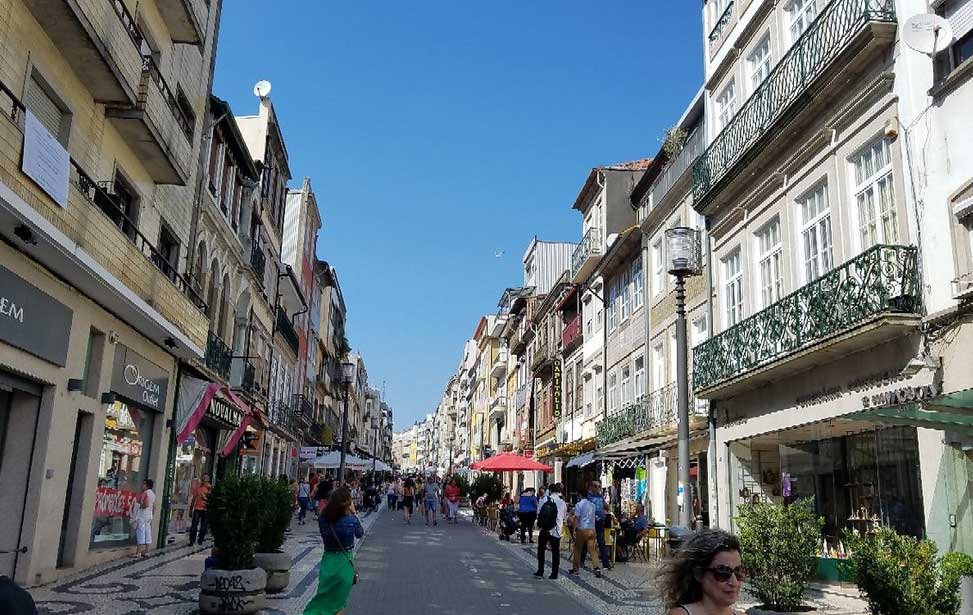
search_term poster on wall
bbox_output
[22,109,69,208]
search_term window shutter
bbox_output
[25,75,64,140]
[947,0,973,41]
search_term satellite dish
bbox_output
[253,80,272,98]
[903,14,953,55]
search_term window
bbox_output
[851,137,897,250]
[634,356,645,399]
[652,239,664,295]
[632,256,644,309]
[155,223,180,282]
[25,70,71,146]
[936,1,973,79]
[619,270,630,322]
[716,80,737,131]
[176,87,196,139]
[723,249,744,326]
[111,171,140,241]
[608,372,619,414]
[621,366,632,405]
[710,0,730,31]
[608,281,618,331]
[652,342,665,391]
[747,35,772,92]
[756,218,784,308]
[669,331,678,384]
[799,183,834,282]
[208,128,223,194]
[575,361,583,413]
[787,0,817,44]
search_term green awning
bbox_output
[848,388,973,432]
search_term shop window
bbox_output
[167,426,214,537]
[89,401,155,548]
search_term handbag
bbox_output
[328,524,359,585]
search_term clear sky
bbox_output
[213,2,703,429]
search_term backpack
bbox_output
[537,498,558,531]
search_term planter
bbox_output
[961,575,973,615]
[254,550,291,594]
[199,567,267,614]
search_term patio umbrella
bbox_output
[311,450,371,469]
[470,453,553,472]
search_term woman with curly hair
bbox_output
[656,529,746,615]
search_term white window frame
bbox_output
[652,239,664,296]
[619,269,630,323]
[621,366,632,406]
[668,330,678,384]
[747,34,772,93]
[798,182,834,283]
[755,217,784,309]
[710,0,730,32]
[632,256,644,309]
[850,137,897,252]
[786,0,817,45]
[634,355,645,399]
[608,372,619,414]
[651,342,665,392]
[716,79,737,131]
[691,316,709,348]
[723,249,744,327]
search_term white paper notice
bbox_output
[22,109,70,209]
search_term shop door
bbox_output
[0,385,41,578]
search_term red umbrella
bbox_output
[470,453,553,472]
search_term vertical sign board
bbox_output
[552,359,562,420]
[22,110,69,208]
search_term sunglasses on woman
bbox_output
[706,565,748,583]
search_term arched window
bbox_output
[219,273,232,341]
[206,258,220,320]
[193,241,207,292]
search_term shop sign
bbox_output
[862,381,942,409]
[207,396,243,428]
[0,264,73,366]
[112,345,169,411]
[240,430,262,455]
[524,449,534,458]
[552,359,562,419]
[300,446,329,460]
[93,486,139,518]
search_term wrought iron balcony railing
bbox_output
[292,393,313,417]
[640,127,705,211]
[596,380,707,446]
[276,307,300,354]
[693,0,896,205]
[250,244,266,280]
[571,227,602,280]
[204,330,232,380]
[241,360,256,395]
[693,244,920,392]
[708,1,734,43]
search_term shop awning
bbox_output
[565,452,595,468]
[547,437,598,459]
[848,387,973,433]
[595,430,707,460]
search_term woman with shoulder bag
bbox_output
[305,487,363,615]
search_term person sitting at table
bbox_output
[616,504,650,561]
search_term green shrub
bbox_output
[846,527,962,615]
[735,498,823,611]
[470,474,503,503]
[207,473,264,570]
[256,477,296,553]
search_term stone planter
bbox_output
[199,567,267,614]
[254,550,291,594]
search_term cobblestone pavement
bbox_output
[27,506,867,615]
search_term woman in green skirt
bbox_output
[305,487,363,615]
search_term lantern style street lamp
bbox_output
[338,359,357,482]
[371,416,380,473]
[664,227,702,529]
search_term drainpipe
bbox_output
[703,217,719,528]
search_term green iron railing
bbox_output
[596,381,708,446]
[709,1,734,43]
[571,227,602,279]
[693,244,920,392]
[204,330,232,380]
[693,0,896,204]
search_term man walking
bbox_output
[568,492,602,578]
[423,474,440,526]
[188,473,211,545]
[587,480,612,570]
[296,476,311,525]
[517,487,538,544]
[534,483,566,579]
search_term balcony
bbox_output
[639,127,705,211]
[230,358,257,397]
[292,394,312,417]
[693,245,921,397]
[250,244,267,281]
[156,0,207,45]
[23,0,145,103]
[0,81,209,350]
[530,340,552,372]
[596,381,708,447]
[562,313,582,354]
[693,0,896,209]
[490,350,508,377]
[571,227,602,283]
[204,330,232,380]
[708,1,734,53]
[106,55,193,184]
[489,395,507,421]
[275,307,300,355]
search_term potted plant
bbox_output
[253,477,297,593]
[199,473,267,615]
[735,498,822,613]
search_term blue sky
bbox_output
[214,2,703,429]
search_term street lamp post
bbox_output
[338,359,357,483]
[371,417,379,473]
[665,227,702,530]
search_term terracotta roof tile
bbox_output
[601,157,654,171]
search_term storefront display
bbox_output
[90,400,154,548]
[729,422,925,564]
[166,426,215,537]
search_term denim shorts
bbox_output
[424,498,437,512]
